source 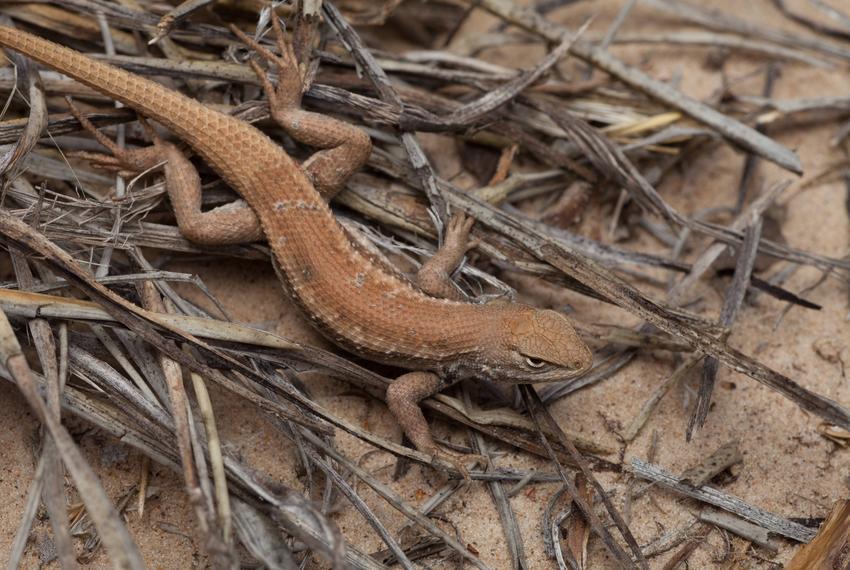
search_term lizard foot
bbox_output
[443,212,481,254]
[428,445,488,479]
[414,213,481,300]
[65,96,164,175]
[230,15,306,118]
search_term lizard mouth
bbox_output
[527,356,594,383]
[569,362,593,378]
[495,361,593,384]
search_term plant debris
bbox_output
[0,1,846,568]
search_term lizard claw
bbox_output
[65,96,162,174]
[230,15,306,114]
[444,213,480,254]
[429,446,488,479]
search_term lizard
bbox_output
[0,20,593,472]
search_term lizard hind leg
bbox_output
[65,96,163,175]
[230,18,371,201]
[67,97,264,245]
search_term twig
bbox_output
[699,509,778,552]
[0,308,146,569]
[643,0,850,63]
[631,458,817,543]
[523,386,647,569]
[688,213,763,438]
[785,500,850,568]
[464,0,803,173]
[680,441,743,487]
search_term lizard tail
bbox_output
[0,26,270,179]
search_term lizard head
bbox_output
[476,306,593,383]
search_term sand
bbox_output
[1,0,849,568]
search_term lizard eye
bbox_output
[524,356,546,369]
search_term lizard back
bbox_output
[0,27,492,367]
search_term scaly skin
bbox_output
[0,25,592,471]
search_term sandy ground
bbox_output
[1,0,849,568]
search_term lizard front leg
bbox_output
[68,99,264,245]
[417,213,481,301]
[231,17,371,201]
[386,371,485,477]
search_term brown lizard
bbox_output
[0,21,592,471]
